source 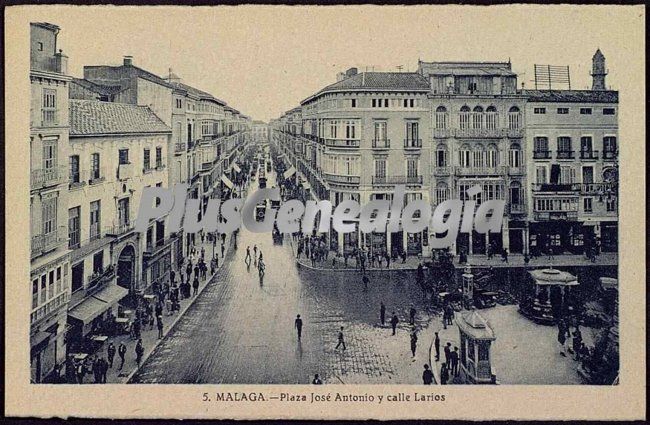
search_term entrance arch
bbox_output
[117,244,136,291]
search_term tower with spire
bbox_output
[591,48,607,91]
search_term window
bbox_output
[90,200,101,240]
[435,182,449,205]
[351,99,357,108]
[118,198,130,227]
[405,121,419,142]
[42,196,57,235]
[176,99,182,109]
[510,182,522,205]
[91,153,101,180]
[580,136,593,153]
[435,145,448,167]
[156,146,163,168]
[459,145,471,167]
[143,148,151,171]
[583,198,593,213]
[508,106,521,129]
[42,89,57,124]
[384,99,389,108]
[559,166,576,184]
[329,120,338,138]
[534,137,548,152]
[41,275,47,304]
[345,121,357,139]
[580,107,592,115]
[534,107,546,114]
[434,106,448,129]
[32,280,38,309]
[582,166,594,184]
[373,121,387,142]
[603,108,616,115]
[371,99,376,108]
[68,207,80,249]
[93,251,104,273]
[374,159,386,178]
[557,136,572,152]
[37,42,43,51]
[606,198,617,212]
[406,158,418,177]
[118,149,129,165]
[603,136,617,153]
[557,108,569,114]
[535,166,547,184]
[69,155,80,183]
[486,144,499,167]
[472,106,483,129]
[71,262,84,293]
[485,106,498,129]
[43,140,57,170]
[509,143,522,168]
[459,106,470,129]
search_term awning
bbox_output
[68,296,110,324]
[30,330,51,350]
[283,167,296,180]
[221,174,234,190]
[301,181,311,190]
[93,284,128,306]
[232,162,241,173]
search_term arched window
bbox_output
[435,106,448,129]
[473,144,486,168]
[509,181,522,206]
[487,144,499,167]
[486,105,498,129]
[459,106,471,129]
[508,106,521,129]
[472,106,484,129]
[459,143,471,167]
[436,182,450,205]
[435,143,448,167]
[509,143,522,168]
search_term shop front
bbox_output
[529,221,585,255]
[600,221,618,252]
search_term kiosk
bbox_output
[520,268,579,324]
[457,310,497,384]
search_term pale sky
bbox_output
[18,5,644,121]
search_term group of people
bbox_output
[557,318,589,360]
[296,234,329,266]
[429,332,459,385]
[244,244,265,276]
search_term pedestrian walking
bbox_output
[221,243,225,258]
[558,321,567,356]
[100,357,108,383]
[157,314,164,339]
[135,338,144,366]
[410,330,418,357]
[362,274,369,290]
[390,312,399,335]
[295,314,303,340]
[450,346,459,376]
[442,309,448,330]
[118,342,127,370]
[434,332,440,361]
[186,261,192,280]
[75,359,85,384]
[422,364,434,385]
[444,342,451,365]
[245,246,252,264]
[193,275,200,296]
[312,374,323,384]
[409,305,416,325]
[335,326,346,350]
[107,342,116,368]
[501,248,509,263]
[446,304,454,325]
[194,264,200,281]
[440,362,449,385]
[380,302,386,326]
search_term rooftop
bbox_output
[71,78,125,96]
[84,63,174,89]
[69,100,171,136]
[521,89,618,103]
[169,81,226,106]
[302,72,430,104]
[418,60,516,77]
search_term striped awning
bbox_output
[221,174,235,190]
[232,162,241,173]
[283,167,296,179]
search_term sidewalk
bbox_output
[294,248,617,272]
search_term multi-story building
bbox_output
[30,22,72,383]
[277,68,432,257]
[523,50,618,255]
[252,120,269,143]
[66,99,172,352]
[417,60,527,255]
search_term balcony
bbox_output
[86,265,116,291]
[556,150,575,159]
[31,226,67,259]
[433,166,452,176]
[455,166,506,176]
[174,143,187,153]
[580,150,599,160]
[106,221,134,237]
[454,128,502,139]
[324,174,360,185]
[117,163,134,180]
[31,166,65,190]
[506,127,524,138]
[508,166,525,176]
[432,128,452,139]
[603,150,618,160]
[403,139,422,150]
[532,183,580,192]
[578,182,617,195]
[533,150,552,159]
[89,168,106,185]
[372,175,422,185]
[324,138,360,148]
[508,204,526,214]
[534,211,579,221]
[69,171,87,190]
[372,139,391,149]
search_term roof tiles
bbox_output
[69,100,171,136]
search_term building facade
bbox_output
[30,22,72,383]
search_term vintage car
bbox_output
[473,288,498,309]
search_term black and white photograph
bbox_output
[5,3,645,421]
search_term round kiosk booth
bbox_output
[520,268,579,325]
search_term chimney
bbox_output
[54,49,68,74]
[123,55,134,67]
[345,67,358,78]
[591,49,607,91]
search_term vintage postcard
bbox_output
[4,3,646,420]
